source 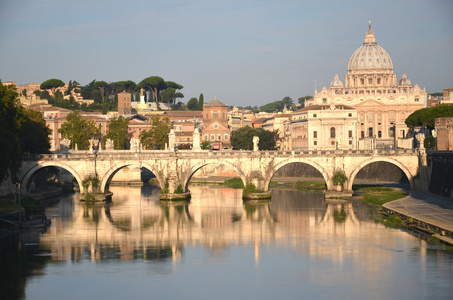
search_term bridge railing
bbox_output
[26,148,420,161]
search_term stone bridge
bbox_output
[19,149,424,199]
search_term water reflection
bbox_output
[39,185,417,265]
[2,184,453,300]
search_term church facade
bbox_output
[303,24,427,149]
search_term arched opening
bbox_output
[351,161,410,191]
[270,162,327,191]
[22,165,81,194]
[102,164,161,199]
[185,162,245,191]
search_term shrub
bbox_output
[242,182,258,198]
[332,172,347,186]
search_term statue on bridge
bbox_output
[130,137,141,152]
[253,136,259,151]
[105,139,114,151]
[60,138,70,153]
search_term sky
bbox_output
[1,0,452,107]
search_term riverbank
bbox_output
[383,190,453,246]
[0,187,69,230]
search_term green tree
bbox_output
[298,96,312,107]
[58,111,100,150]
[260,97,293,113]
[198,93,204,110]
[138,76,165,104]
[230,126,278,150]
[0,81,23,181]
[405,105,453,129]
[187,97,199,111]
[102,116,130,150]
[139,116,170,149]
[20,109,51,154]
[94,80,108,102]
[40,78,65,97]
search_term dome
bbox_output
[347,24,393,72]
[330,74,344,87]
[398,73,412,86]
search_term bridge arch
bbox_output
[20,161,85,193]
[100,161,163,193]
[183,160,247,191]
[347,157,415,190]
[266,158,331,190]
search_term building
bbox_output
[27,104,72,151]
[118,91,132,115]
[259,113,292,150]
[202,96,231,149]
[305,23,427,148]
[228,107,252,131]
[290,104,357,150]
[435,117,453,151]
[441,88,453,105]
[160,111,203,147]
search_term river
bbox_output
[1,184,452,300]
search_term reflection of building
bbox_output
[305,24,426,148]
[202,97,231,149]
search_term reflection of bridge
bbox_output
[19,149,423,197]
[41,186,410,265]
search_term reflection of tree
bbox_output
[0,232,53,300]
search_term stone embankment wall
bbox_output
[428,152,453,198]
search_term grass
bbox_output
[270,180,326,190]
[0,199,21,213]
[353,185,407,206]
[221,178,244,189]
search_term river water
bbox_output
[1,184,452,300]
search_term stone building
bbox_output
[202,96,231,149]
[290,104,357,150]
[305,23,426,148]
[117,91,132,115]
[435,117,453,151]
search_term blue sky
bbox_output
[1,0,452,107]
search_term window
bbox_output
[361,131,365,138]
[313,114,317,118]
[323,98,327,103]
[218,134,222,140]
[361,79,364,85]
[313,131,317,138]
[415,97,419,102]
[378,131,382,138]
[224,134,229,140]
[314,141,317,146]
[204,135,208,141]
[349,140,352,145]
[210,134,215,141]
[368,127,373,137]
[348,113,352,117]
[377,78,381,84]
[348,130,352,138]
[331,141,335,145]
[368,78,372,84]
[330,127,336,138]
[213,112,218,119]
